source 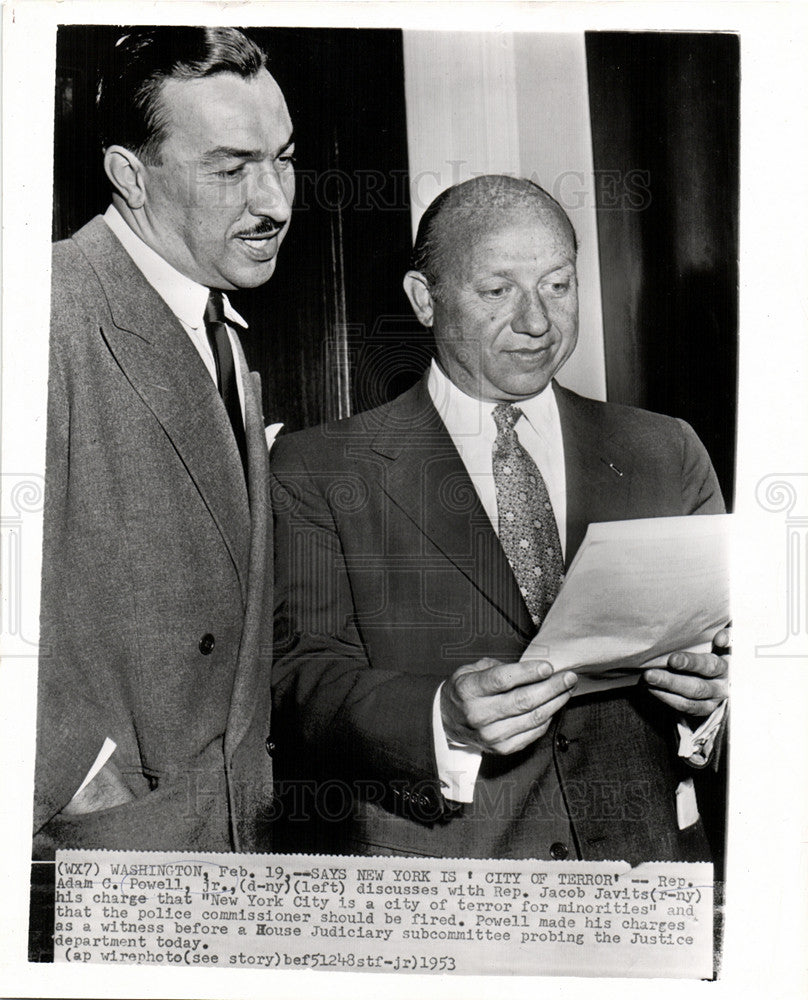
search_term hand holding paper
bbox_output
[440,657,578,755]
[645,627,730,716]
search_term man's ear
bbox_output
[104,145,149,210]
[403,270,435,328]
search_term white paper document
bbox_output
[522,514,731,696]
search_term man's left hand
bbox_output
[643,628,730,717]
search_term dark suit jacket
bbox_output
[271,375,724,862]
[33,216,274,856]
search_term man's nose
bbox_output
[511,289,551,337]
[248,163,294,222]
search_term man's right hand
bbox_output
[61,759,134,816]
[440,658,577,755]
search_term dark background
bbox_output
[587,31,739,505]
[52,27,738,508]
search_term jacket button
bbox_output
[550,841,569,860]
[199,633,215,655]
[555,733,569,752]
[265,738,275,756]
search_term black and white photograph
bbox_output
[1,2,806,998]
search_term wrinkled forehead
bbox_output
[434,202,575,281]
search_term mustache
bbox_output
[234,220,284,239]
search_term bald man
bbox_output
[270,175,728,862]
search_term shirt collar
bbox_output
[427,358,558,440]
[103,205,248,331]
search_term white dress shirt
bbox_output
[426,359,567,550]
[103,205,248,419]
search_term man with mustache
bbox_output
[33,27,294,853]
[271,175,728,862]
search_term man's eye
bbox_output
[481,286,509,300]
[216,165,244,179]
[544,280,570,296]
[277,150,296,167]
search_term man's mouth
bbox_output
[506,345,554,358]
[235,228,282,259]
[240,235,274,247]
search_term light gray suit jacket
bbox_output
[33,216,274,855]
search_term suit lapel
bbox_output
[372,379,535,641]
[554,382,634,566]
[224,363,272,762]
[75,218,251,595]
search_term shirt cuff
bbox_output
[676,701,726,767]
[432,683,482,803]
[72,738,117,799]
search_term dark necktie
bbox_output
[492,402,564,629]
[204,290,249,481]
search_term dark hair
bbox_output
[411,174,577,290]
[97,27,268,162]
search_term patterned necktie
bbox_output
[204,290,249,481]
[492,402,564,629]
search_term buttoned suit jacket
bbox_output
[33,216,274,855]
[271,374,725,863]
